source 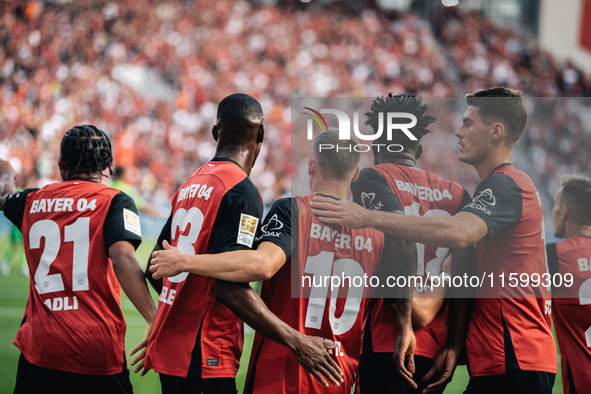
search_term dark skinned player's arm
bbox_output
[420,246,476,394]
[411,253,452,329]
[214,243,344,388]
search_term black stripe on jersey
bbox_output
[351,168,403,212]
[3,188,38,230]
[187,314,207,378]
[546,243,559,278]
[244,337,266,394]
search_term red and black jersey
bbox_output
[245,195,384,394]
[145,158,263,379]
[3,181,142,375]
[351,164,469,359]
[547,237,591,394]
[460,164,556,376]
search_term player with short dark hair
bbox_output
[141,93,267,394]
[149,128,417,393]
[0,125,156,394]
[352,94,472,394]
[547,174,591,394]
[311,87,557,393]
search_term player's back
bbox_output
[146,158,263,379]
[12,180,133,374]
[358,164,468,359]
[549,236,591,394]
[245,195,384,394]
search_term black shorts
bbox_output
[464,370,555,394]
[159,374,237,394]
[14,353,133,394]
[358,352,443,394]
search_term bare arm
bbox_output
[0,160,17,210]
[214,280,344,387]
[109,240,158,376]
[421,246,476,393]
[311,197,488,249]
[150,240,286,282]
[411,253,452,328]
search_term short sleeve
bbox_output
[351,168,403,212]
[461,187,472,208]
[3,188,37,230]
[253,197,296,260]
[103,192,142,254]
[460,173,522,239]
[210,178,263,253]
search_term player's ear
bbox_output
[308,158,316,176]
[212,125,218,142]
[561,204,569,220]
[350,166,360,183]
[256,124,265,144]
[491,122,504,143]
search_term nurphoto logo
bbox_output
[303,106,418,153]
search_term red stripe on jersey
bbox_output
[14,181,126,374]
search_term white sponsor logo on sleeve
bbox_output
[237,213,259,247]
[123,208,142,236]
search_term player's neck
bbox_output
[377,157,416,167]
[311,178,350,201]
[64,172,103,183]
[214,147,255,175]
[566,222,591,239]
[475,151,512,180]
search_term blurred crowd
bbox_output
[0,0,589,230]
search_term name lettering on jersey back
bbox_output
[177,184,213,202]
[29,198,97,213]
[578,258,590,272]
[310,223,373,252]
[395,180,453,202]
[159,286,176,305]
[43,296,78,311]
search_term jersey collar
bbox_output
[211,157,242,169]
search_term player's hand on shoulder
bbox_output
[150,240,184,279]
[292,335,344,388]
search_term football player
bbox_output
[350,94,473,394]
[0,125,156,394]
[149,129,417,393]
[547,175,591,394]
[312,87,557,394]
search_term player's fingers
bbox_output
[421,364,437,383]
[422,374,451,394]
[314,215,341,224]
[315,364,341,387]
[162,240,172,249]
[320,357,344,383]
[321,340,336,349]
[407,353,416,375]
[310,369,329,387]
[130,342,145,356]
[130,348,146,366]
[325,354,344,377]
